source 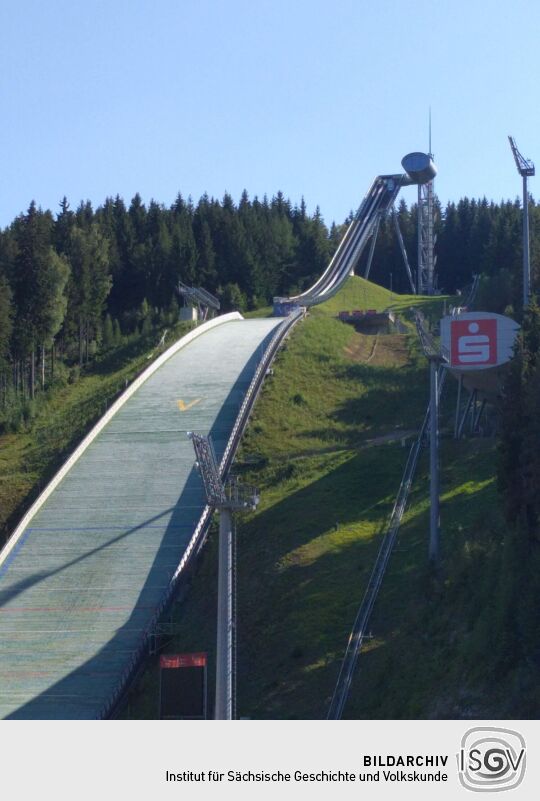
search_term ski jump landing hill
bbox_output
[0,152,435,719]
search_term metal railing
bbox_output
[220,308,304,477]
[414,311,449,363]
[464,274,480,308]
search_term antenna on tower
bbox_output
[508,136,535,307]
[429,107,432,157]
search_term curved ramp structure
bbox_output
[0,314,282,719]
[290,175,404,307]
[276,151,436,310]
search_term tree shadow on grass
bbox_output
[234,447,411,718]
[236,447,500,719]
[294,361,430,451]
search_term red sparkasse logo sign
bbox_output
[450,318,497,367]
[440,312,520,372]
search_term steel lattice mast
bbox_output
[508,136,535,308]
[417,114,437,295]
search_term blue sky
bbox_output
[0,0,538,228]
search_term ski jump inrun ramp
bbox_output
[0,152,435,718]
[0,315,283,718]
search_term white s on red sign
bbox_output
[440,312,519,371]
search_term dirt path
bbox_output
[344,331,410,367]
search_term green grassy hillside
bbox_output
[245,275,450,323]
[309,275,413,316]
[126,279,512,719]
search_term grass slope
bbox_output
[244,275,450,323]
[311,275,452,321]
[348,438,501,718]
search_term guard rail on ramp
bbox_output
[0,313,286,719]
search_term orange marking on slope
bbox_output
[177,398,202,412]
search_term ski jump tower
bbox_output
[405,146,436,295]
[417,170,436,295]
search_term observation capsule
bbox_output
[401,152,437,184]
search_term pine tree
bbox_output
[220,282,247,311]
[102,313,114,349]
[194,219,217,287]
[55,197,75,255]
[11,202,56,396]
[0,272,13,373]
[294,205,331,289]
[499,300,540,537]
[169,217,197,290]
[146,206,173,307]
[113,318,122,346]
[129,193,147,243]
[35,249,70,388]
[65,225,111,364]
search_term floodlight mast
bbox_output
[188,432,259,720]
[508,136,535,308]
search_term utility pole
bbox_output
[508,136,535,308]
[188,432,259,720]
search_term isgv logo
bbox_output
[457,727,526,792]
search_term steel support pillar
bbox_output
[364,215,381,280]
[469,390,478,435]
[456,390,474,440]
[417,185,423,294]
[473,398,487,434]
[454,373,463,439]
[189,432,258,722]
[523,175,531,308]
[215,508,233,720]
[417,181,436,295]
[392,208,416,294]
[426,181,435,295]
[429,359,440,564]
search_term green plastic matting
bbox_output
[0,317,280,719]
